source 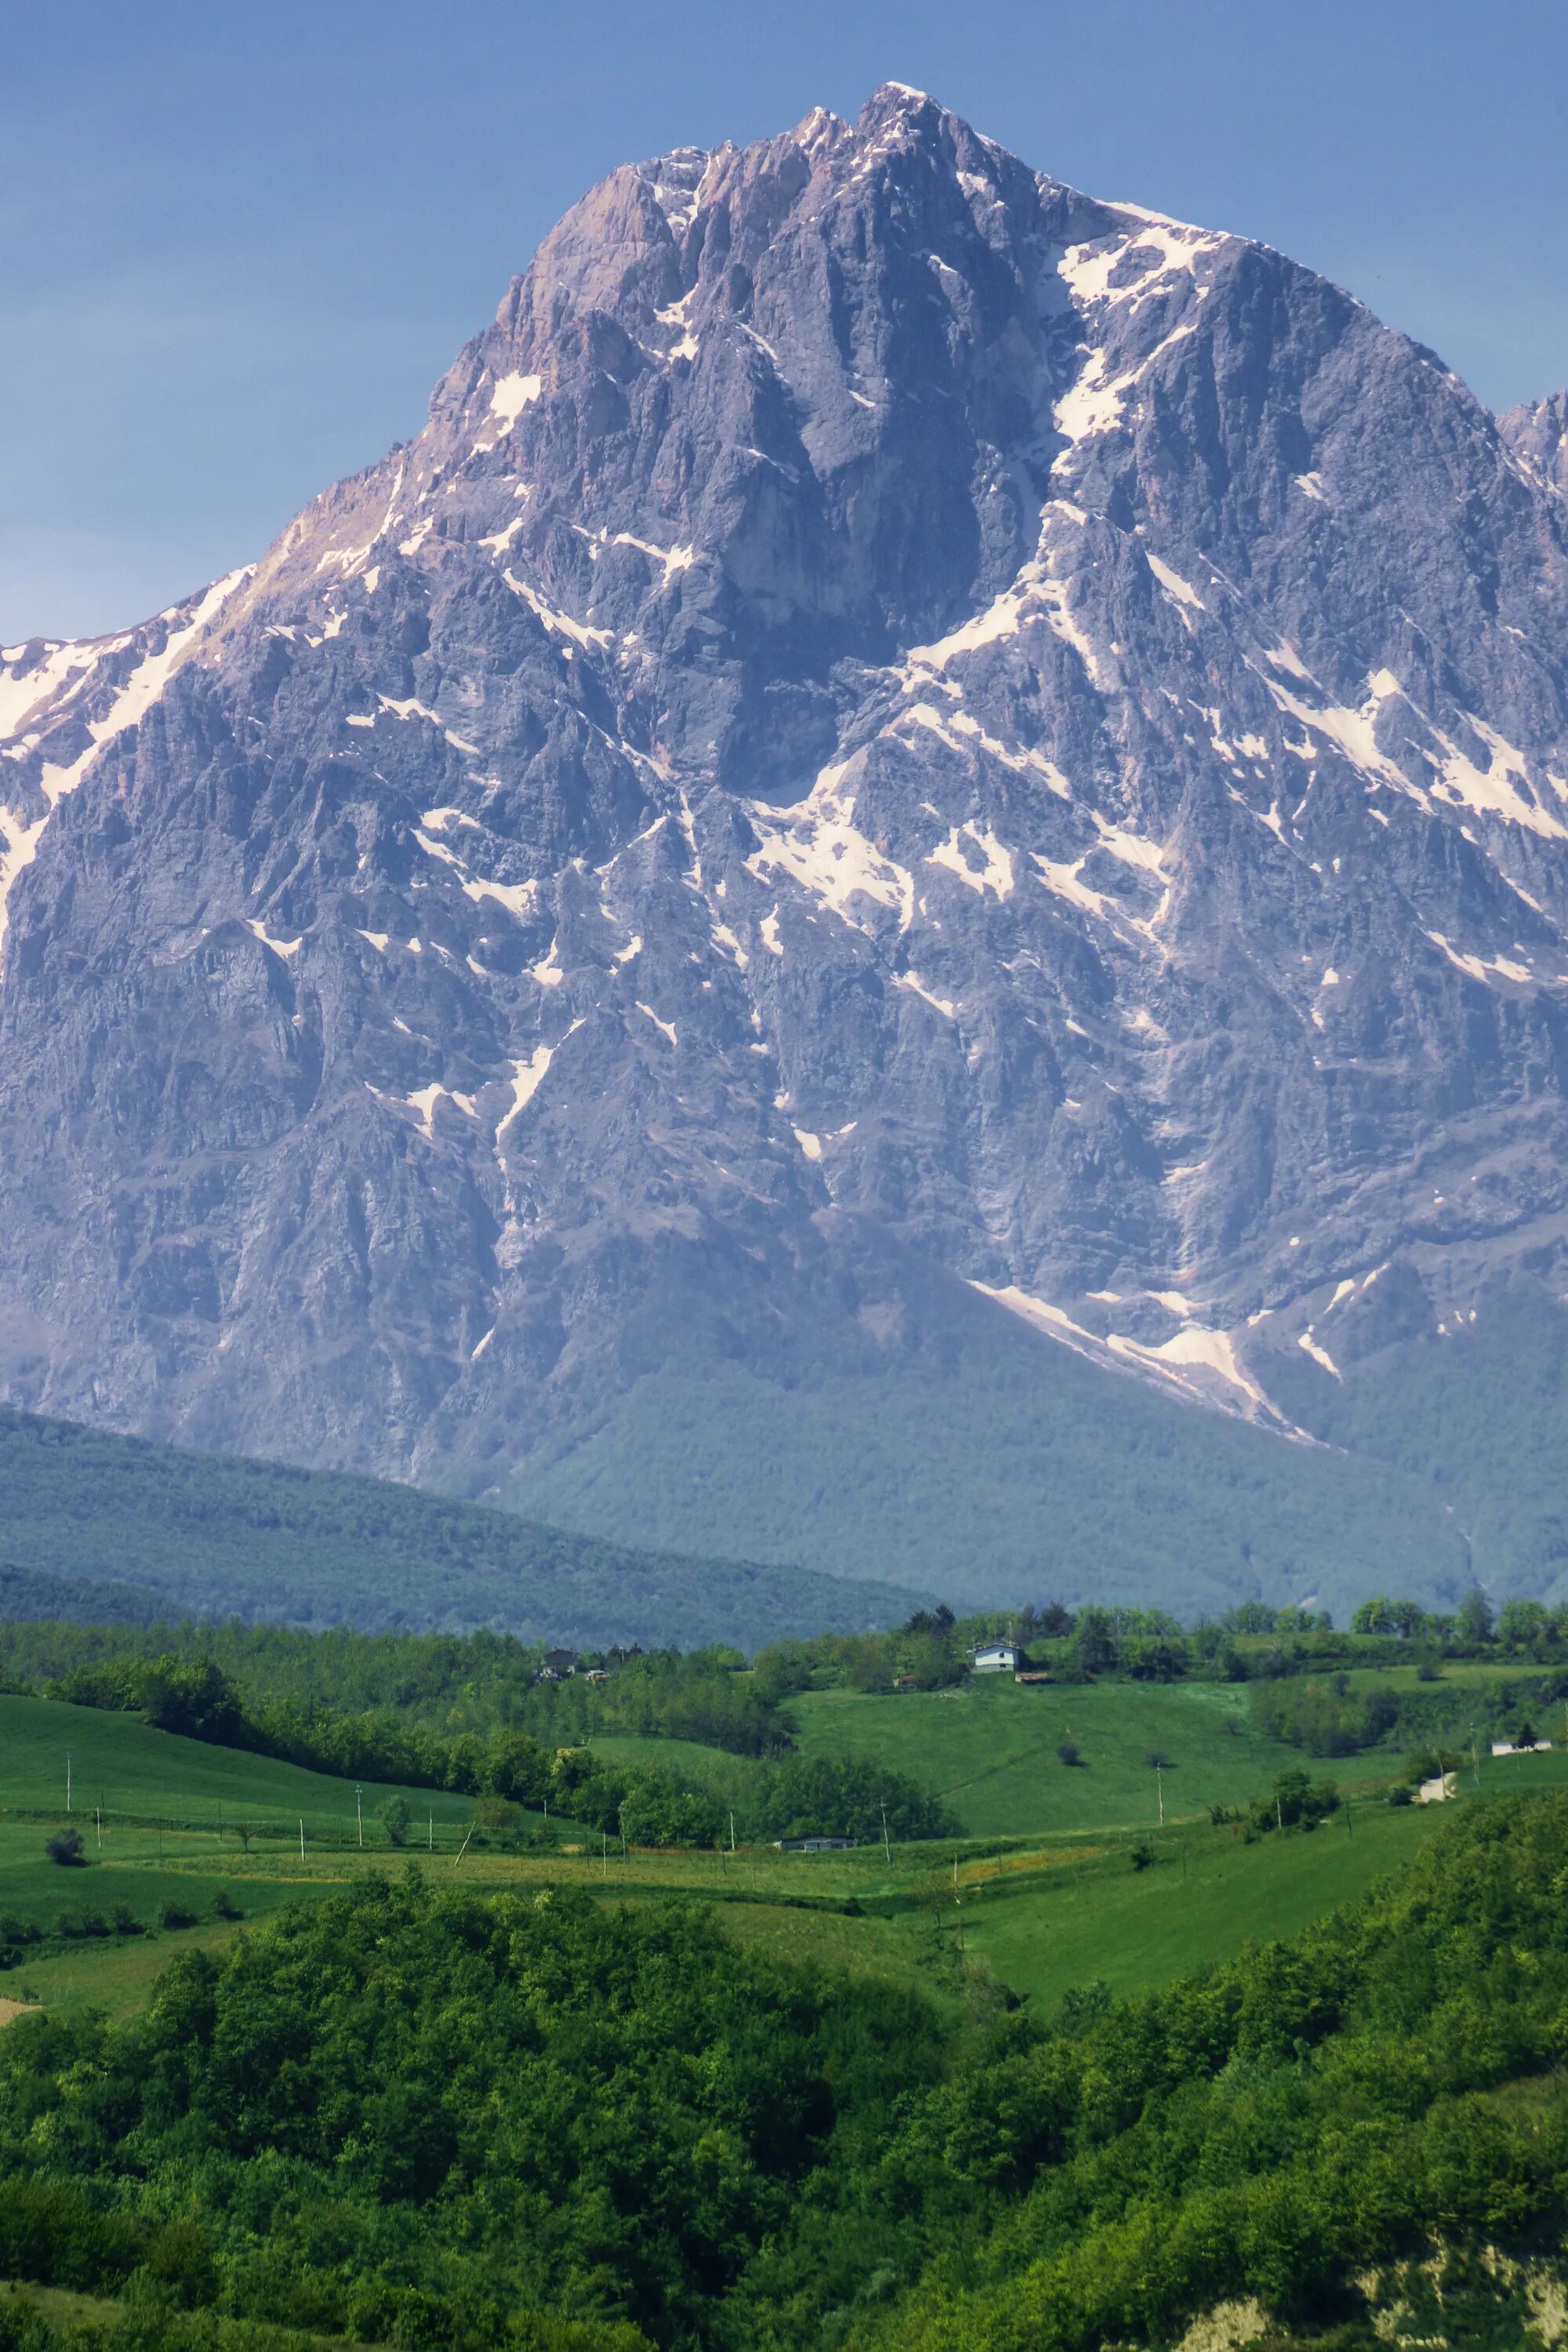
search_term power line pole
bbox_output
[880,1802,891,1864]
[356,1785,363,1849]
[299,1818,306,1863]
[1156,1764,1164,1827]
[65,1751,71,1813]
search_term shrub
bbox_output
[158,1902,198,1930]
[380,1795,414,1847]
[212,1891,243,1921]
[110,1906,140,1936]
[44,1828,85,1867]
[1129,1841,1156,1871]
[1057,1740,1082,1767]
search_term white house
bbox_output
[973,1640,1019,1673]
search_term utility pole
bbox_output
[427,1812,434,1852]
[95,1806,102,1850]
[880,1802,891,1864]
[356,1785,364,1849]
[729,1811,736,1853]
[299,1819,306,1863]
[65,1752,71,1813]
[1156,1764,1164,1827]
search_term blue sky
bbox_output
[2,0,1565,641]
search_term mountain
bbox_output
[1,84,1566,1616]
[0,1405,920,1646]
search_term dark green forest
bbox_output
[0,1408,917,1650]
[0,1795,1566,2347]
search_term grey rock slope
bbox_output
[2,85,1568,1611]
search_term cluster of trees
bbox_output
[1210,1766,1341,1835]
[1350,1589,1568,1650]
[1252,1674,1403,1756]
[1255,1664,1566,1760]
[1,1798,1567,2346]
[1,1621,795,1759]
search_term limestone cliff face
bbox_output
[2,87,1567,1596]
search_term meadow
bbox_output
[782,1672,1399,1835]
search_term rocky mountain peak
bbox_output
[2,93,1568,1608]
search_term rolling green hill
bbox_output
[0,1693,492,1839]
[781,1673,1402,1837]
[0,1405,921,1647]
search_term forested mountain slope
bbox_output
[0,1406,916,1645]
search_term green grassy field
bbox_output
[0,1691,507,1838]
[955,1799,1437,2008]
[0,1683,1552,2034]
[784,1675,1397,1836]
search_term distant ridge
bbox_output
[0,1407,921,1649]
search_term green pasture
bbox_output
[785,1675,1397,1837]
[956,1797,1439,2009]
[0,1691,515,1838]
[956,1741,1568,2010]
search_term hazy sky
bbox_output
[3,0,1565,641]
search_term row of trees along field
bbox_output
[1,1585,1561,1734]
[20,1649,953,1850]
[0,1797,1566,2347]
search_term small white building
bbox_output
[973,1640,1019,1673]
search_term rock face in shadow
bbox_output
[2,86,1568,1600]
